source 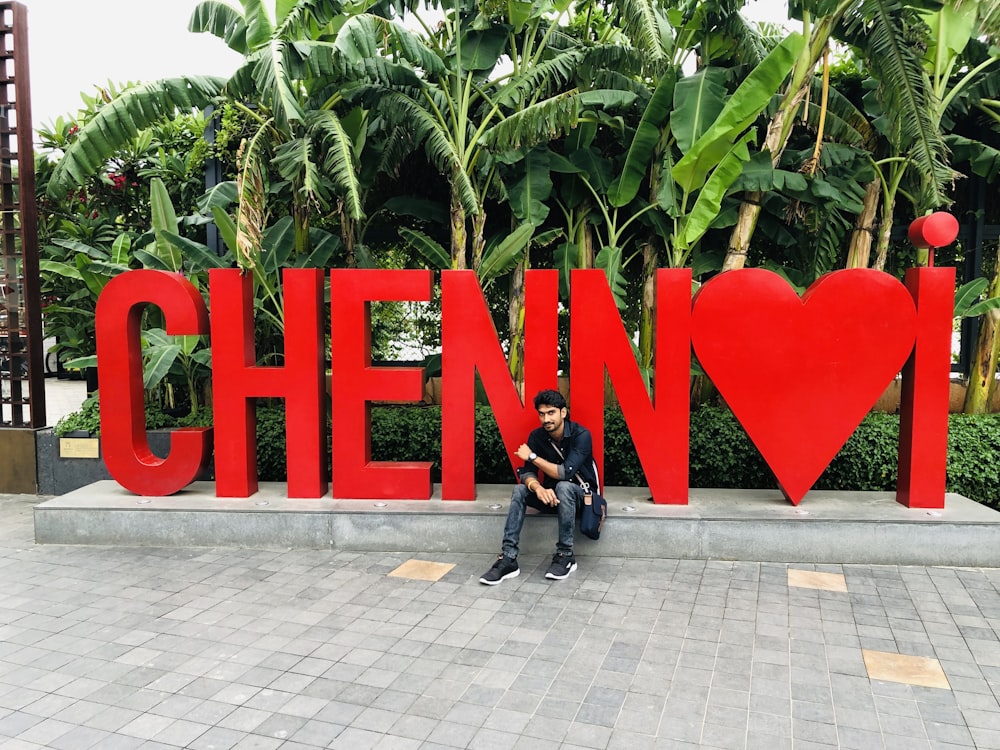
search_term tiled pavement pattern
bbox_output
[0,496,998,749]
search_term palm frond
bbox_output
[384,18,446,76]
[377,91,479,214]
[482,90,582,151]
[723,13,770,66]
[593,70,651,102]
[970,0,1000,44]
[312,110,364,219]
[494,49,584,107]
[809,208,850,283]
[484,88,635,152]
[188,1,249,53]
[612,0,667,66]
[235,126,271,271]
[369,124,417,182]
[841,0,955,208]
[274,137,323,209]
[257,39,307,125]
[48,76,226,197]
[799,78,872,147]
[275,0,343,35]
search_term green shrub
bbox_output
[689,407,773,489]
[175,406,214,428]
[54,392,178,436]
[603,408,645,486]
[946,414,1000,510]
[817,412,900,492]
[54,394,102,436]
[256,403,289,482]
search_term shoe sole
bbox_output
[545,562,577,580]
[479,568,520,585]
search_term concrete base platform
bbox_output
[33,482,1000,565]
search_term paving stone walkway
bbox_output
[0,493,998,749]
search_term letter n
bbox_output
[441,270,559,499]
[210,268,326,498]
[97,270,212,495]
[570,269,690,503]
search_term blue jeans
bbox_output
[501,481,582,560]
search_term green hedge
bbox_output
[56,398,1000,508]
[251,404,1000,509]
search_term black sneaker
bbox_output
[479,556,519,585]
[545,554,577,580]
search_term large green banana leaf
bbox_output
[188,1,250,53]
[672,67,728,156]
[400,228,450,270]
[595,245,628,310]
[150,178,184,273]
[507,147,553,227]
[478,224,534,282]
[680,131,754,249]
[672,32,803,194]
[608,69,676,208]
[47,76,225,197]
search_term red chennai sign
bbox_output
[94,264,955,509]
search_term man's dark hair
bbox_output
[533,389,566,410]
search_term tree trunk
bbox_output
[576,205,595,269]
[722,82,810,271]
[471,209,486,274]
[846,178,880,269]
[964,246,1000,413]
[872,195,896,272]
[450,190,467,270]
[638,241,658,373]
[341,212,357,268]
[507,261,526,387]
[293,201,310,256]
[723,195,762,271]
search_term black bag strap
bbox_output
[549,440,592,494]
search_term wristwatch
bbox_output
[528,452,537,462]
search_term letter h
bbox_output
[210,269,326,498]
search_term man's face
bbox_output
[538,404,567,434]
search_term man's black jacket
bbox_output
[517,418,601,494]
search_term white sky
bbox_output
[22,0,790,143]
[24,0,241,134]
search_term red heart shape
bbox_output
[691,269,917,504]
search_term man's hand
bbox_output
[536,486,558,506]
[515,443,533,461]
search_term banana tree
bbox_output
[48,1,366,261]
[720,0,952,272]
[606,32,804,371]
[839,0,1000,410]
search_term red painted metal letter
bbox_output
[897,267,955,508]
[210,269,326,498]
[330,270,433,499]
[570,269,692,503]
[441,270,559,499]
[97,270,212,495]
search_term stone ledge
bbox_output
[33,482,1000,566]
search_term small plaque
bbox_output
[59,437,100,459]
